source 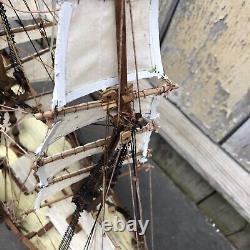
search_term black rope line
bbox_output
[7,0,54,82]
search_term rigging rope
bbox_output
[22,0,54,65]
[149,166,154,250]
[7,0,54,82]
[0,2,30,92]
[58,135,129,250]
[1,2,59,14]
[128,0,142,114]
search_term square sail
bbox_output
[53,0,163,107]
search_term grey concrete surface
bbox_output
[0,164,234,250]
[115,164,234,250]
[0,224,26,250]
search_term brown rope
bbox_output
[2,2,59,14]
[128,0,142,114]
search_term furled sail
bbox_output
[53,0,163,107]
[47,198,115,250]
[35,104,107,153]
[11,154,36,193]
[35,170,90,208]
[37,139,106,185]
[36,123,155,186]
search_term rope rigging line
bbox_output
[0,2,41,107]
[34,212,57,250]
[0,3,29,91]
[58,132,129,250]
[2,134,18,223]
[40,0,59,19]
[34,0,57,64]
[7,0,54,82]
[131,128,148,248]
[1,1,59,14]
[128,0,142,114]
[22,0,54,65]
[149,166,154,250]
[128,162,140,248]
[0,36,55,70]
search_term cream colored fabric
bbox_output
[3,0,37,18]
[11,155,37,193]
[47,198,115,250]
[136,131,152,161]
[53,0,163,107]
[37,128,150,182]
[36,106,106,155]
[3,0,55,18]
[25,92,53,112]
[37,146,102,182]
[35,172,89,208]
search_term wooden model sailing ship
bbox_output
[0,0,177,249]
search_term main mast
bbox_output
[58,1,135,249]
[0,1,176,249]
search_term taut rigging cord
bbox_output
[58,131,129,250]
[7,0,54,82]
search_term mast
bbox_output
[115,0,130,116]
[58,2,135,249]
[0,1,176,249]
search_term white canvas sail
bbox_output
[35,171,89,208]
[37,145,103,185]
[3,0,37,18]
[25,91,53,111]
[36,106,107,154]
[11,155,37,193]
[36,124,154,187]
[0,25,55,51]
[47,198,115,250]
[6,51,54,83]
[53,0,163,107]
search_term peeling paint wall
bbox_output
[223,117,250,171]
[161,0,250,142]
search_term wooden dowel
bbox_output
[0,21,54,36]
[5,45,56,70]
[34,83,177,120]
[21,193,73,215]
[36,122,157,167]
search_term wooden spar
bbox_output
[36,221,54,237]
[5,46,56,70]
[37,138,110,167]
[43,166,93,186]
[34,82,177,120]
[0,21,54,37]
[36,152,144,187]
[21,194,73,216]
[35,122,157,167]
[115,0,128,114]
[0,202,38,250]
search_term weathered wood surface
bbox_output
[157,97,250,223]
[223,118,250,171]
[151,134,214,203]
[161,0,250,142]
[151,133,250,249]
[227,224,250,250]
[198,193,247,236]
